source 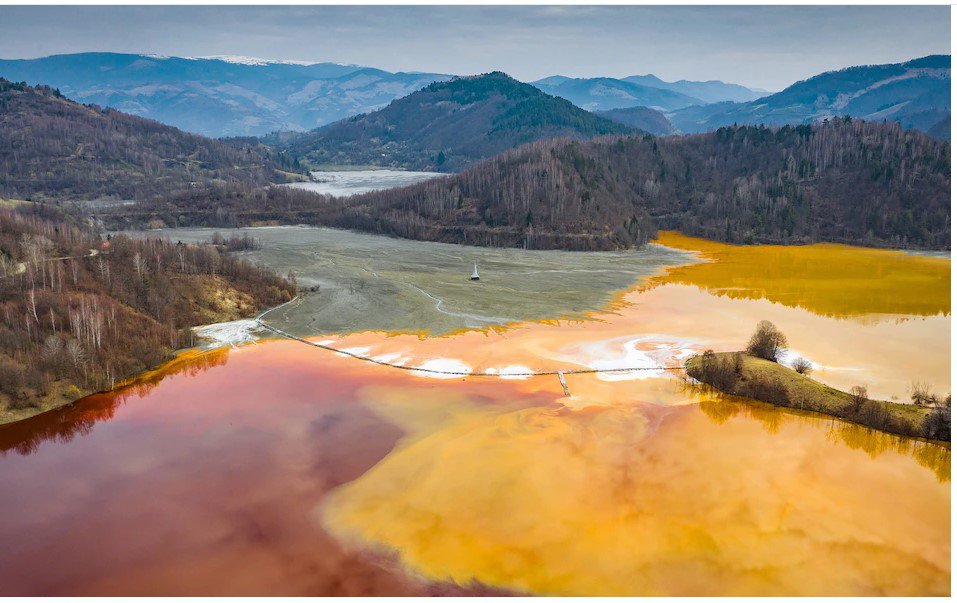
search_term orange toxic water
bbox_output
[0,232,949,596]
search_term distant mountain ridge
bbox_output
[533,74,767,111]
[530,76,704,112]
[0,52,766,138]
[277,72,636,171]
[622,74,768,104]
[0,53,453,137]
[596,106,676,136]
[670,55,950,138]
[0,51,946,142]
[0,78,287,201]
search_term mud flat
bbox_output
[126,226,695,336]
[284,169,444,197]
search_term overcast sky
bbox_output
[0,5,949,90]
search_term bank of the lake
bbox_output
[0,285,291,426]
[0,224,295,424]
[0,212,296,426]
[686,351,949,442]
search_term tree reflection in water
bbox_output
[695,389,950,483]
[0,349,230,457]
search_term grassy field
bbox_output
[686,352,947,442]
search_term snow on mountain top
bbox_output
[197,55,317,67]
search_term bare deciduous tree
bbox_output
[65,339,86,370]
[746,320,788,362]
[850,385,869,412]
[792,357,813,375]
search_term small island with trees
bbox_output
[685,321,950,442]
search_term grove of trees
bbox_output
[0,203,296,415]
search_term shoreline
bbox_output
[4,232,948,433]
[0,294,300,427]
[685,352,950,444]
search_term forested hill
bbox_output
[670,55,950,138]
[324,119,950,250]
[0,79,293,201]
[274,71,636,172]
[0,203,296,422]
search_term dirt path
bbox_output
[2,248,99,279]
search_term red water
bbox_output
[0,342,530,595]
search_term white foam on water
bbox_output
[497,365,534,380]
[591,340,663,381]
[568,335,701,381]
[413,358,472,379]
[372,352,408,366]
[337,346,372,358]
[777,350,863,373]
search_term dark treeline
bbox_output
[0,79,296,202]
[642,119,950,248]
[103,119,949,251]
[336,118,949,250]
[102,181,642,251]
[322,142,658,250]
[100,184,347,230]
[0,203,296,418]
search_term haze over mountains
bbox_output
[595,106,676,136]
[670,55,950,136]
[0,53,453,137]
[0,52,947,144]
[530,75,765,112]
[530,76,703,112]
[0,55,948,252]
[272,55,949,173]
[621,75,768,104]
[0,52,767,138]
